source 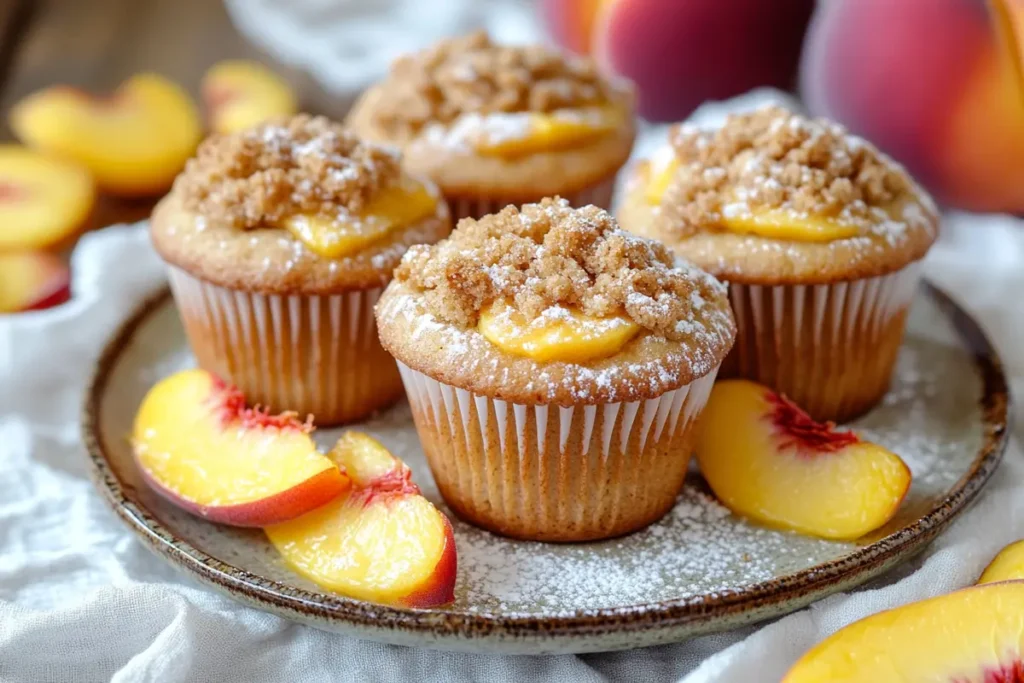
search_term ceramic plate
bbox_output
[83,283,1009,654]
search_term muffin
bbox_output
[151,115,451,425]
[375,198,735,542]
[618,106,939,422]
[347,31,635,221]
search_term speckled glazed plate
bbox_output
[83,282,1008,654]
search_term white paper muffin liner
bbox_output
[397,362,719,541]
[447,174,618,222]
[167,267,403,426]
[724,261,923,422]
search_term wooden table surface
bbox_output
[0,0,346,228]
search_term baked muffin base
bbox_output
[168,267,403,426]
[721,261,923,422]
[397,362,719,542]
[446,173,617,222]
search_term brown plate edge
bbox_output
[80,281,1011,654]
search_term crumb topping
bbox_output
[370,31,613,138]
[393,198,730,342]
[175,114,403,229]
[658,106,917,237]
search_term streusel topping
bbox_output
[370,31,613,138]
[394,198,731,342]
[657,106,917,237]
[174,115,402,229]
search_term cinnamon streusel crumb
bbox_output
[174,114,402,229]
[659,106,915,237]
[394,198,730,342]
[371,31,613,138]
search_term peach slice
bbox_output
[132,369,349,527]
[0,251,71,313]
[0,146,95,251]
[783,581,1024,682]
[978,539,1024,584]
[695,380,911,540]
[10,73,202,196]
[474,107,624,158]
[478,299,640,363]
[266,431,457,608]
[202,60,297,135]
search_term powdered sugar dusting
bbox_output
[125,290,987,621]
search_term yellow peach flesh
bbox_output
[475,107,623,157]
[266,431,456,607]
[266,494,450,605]
[0,251,69,312]
[0,146,94,250]
[132,369,340,509]
[202,60,297,134]
[10,74,202,196]
[478,299,640,363]
[979,539,1024,584]
[281,179,436,258]
[783,582,1024,682]
[696,380,911,540]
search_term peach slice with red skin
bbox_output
[783,581,1024,682]
[10,73,202,197]
[979,539,1024,584]
[266,431,457,608]
[132,369,349,527]
[202,60,297,135]
[0,145,95,251]
[0,251,71,313]
[696,380,911,540]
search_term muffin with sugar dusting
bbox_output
[151,114,451,425]
[347,31,635,221]
[375,198,735,542]
[618,106,938,422]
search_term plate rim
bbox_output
[81,282,1011,650]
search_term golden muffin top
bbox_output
[620,106,939,285]
[376,199,736,404]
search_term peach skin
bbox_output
[0,146,95,251]
[542,0,815,120]
[132,369,349,527]
[201,60,297,135]
[10,73,202,197]
[978,539,1024,583]
[783,581,1024,682]
[695,380,911,540]
[0,251,71,313]
[266,431,457,608]
[801,0,1024,213]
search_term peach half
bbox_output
[695,380,911,540]
[132,369,349,527]
[266,431,457,608]
[0,251,71,313]
[10,73,202,197]
[201,60,297,135]
[979,539,1024,584]
[0,146,95,251]
[783,581,1024,682]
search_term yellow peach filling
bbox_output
[478,299,640,363]
[474,106,625,158]
[281,179,436,258]
[645,155,859,242]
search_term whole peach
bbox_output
[801,0,1024,212]
[541,0,815,121]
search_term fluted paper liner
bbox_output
[168,267,403,426]
[447,174,617,222]
[398,362,719,542]
[722,262,923,422]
